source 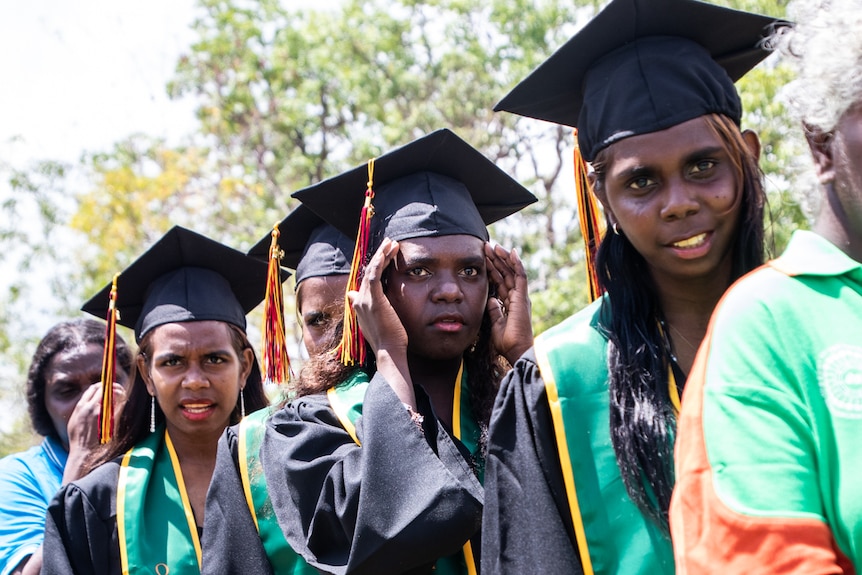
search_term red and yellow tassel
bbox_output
[574,129,605,302]
[262,224,292,385]
[99,273,120,444]
[337,159,376,366]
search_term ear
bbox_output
[805,124,836,185]
[137,354,155,396]
[238,347,255,390]
[741,129,761,162]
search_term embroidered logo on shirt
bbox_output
[819,344,862,418]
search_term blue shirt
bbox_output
[0,436,67,575]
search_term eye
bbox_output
[407,267,430,277]
[304,311,329,328]
[53,384,80,398]
[627,176,656,190]
[690,159,716,175]
[161,357,182,367]
[462,266,480,277]
[205,354,227,365]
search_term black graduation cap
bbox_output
[291,128,537,249]
[495,0,787,161]
[248,204,354,286]
[82,226,278,342]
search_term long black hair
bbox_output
[592,114,766,532]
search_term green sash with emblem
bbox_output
[117,428,202,575]
[533,299,674,575]
[239,408,318,575]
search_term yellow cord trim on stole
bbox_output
[237,420,260,532]
[450,360,477,575]
[668,367,681,415]
[328,387,361,446]
[117,448,135,575]
[451,361,465,438]
[534,341,595,575]
[164,431,203,568]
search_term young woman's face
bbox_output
[44,343,120,448]
[384,234,489,362]
[297,274,349,357]
[599,116,744,289]
[140,321,252,442]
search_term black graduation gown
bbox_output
[202,373,484,575]
[481,349,585,575]
[42,460,123,575]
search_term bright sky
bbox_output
[0,1,199,166]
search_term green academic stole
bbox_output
[239,408,318,575]
[327,366,481,575]
[117,428,202,575]
[533,303,675,575]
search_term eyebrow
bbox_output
[612,145,727,181]
[400,254,486,268]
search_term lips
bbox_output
[430,312,466,333]
[179,401,216,421]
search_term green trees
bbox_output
[0,0,805,453]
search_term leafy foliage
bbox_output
[1,0,805,448]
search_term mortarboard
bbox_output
[82,226,280,343]
[495,0,786,161]
[292,128,537,251]
[248,204,354,286]
[291,128,537,365]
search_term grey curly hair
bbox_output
[770,0,862,133]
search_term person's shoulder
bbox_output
[268,391,334,426]
[0,439,55,483]
[714,263,800,323]
[537,297,608,352]
[61,458,121,510]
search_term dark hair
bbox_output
[87,321,267,472]
[592,113,766,533]
[26,319,133,438]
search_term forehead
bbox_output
[396,234,486,261]
[297,275,349,311]
[148,320,234,351]
[604,116,724,170]
[46,343,103,375]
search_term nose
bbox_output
[431,273,463,303]
[660,178,700,221]
[181,363,210,390]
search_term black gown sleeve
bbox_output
[481,348,584,575]
[200,425,274,575]
[261,373,484,575]
[42,461,122,575]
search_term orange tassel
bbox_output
[574,129,605,302]
[262,224,292,385]
[99,273,119,444]
[337,159,375,366]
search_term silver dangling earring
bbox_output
[240,389,246,419]
[149,395,156,433]
[612,222,621,236]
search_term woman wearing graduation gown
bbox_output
[41,226,272,575]
[201,128,536,575]
[481,1,784,573]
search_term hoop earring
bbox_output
[240,389,246,419]
[612,222,621,236]
[150,395,156,433]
